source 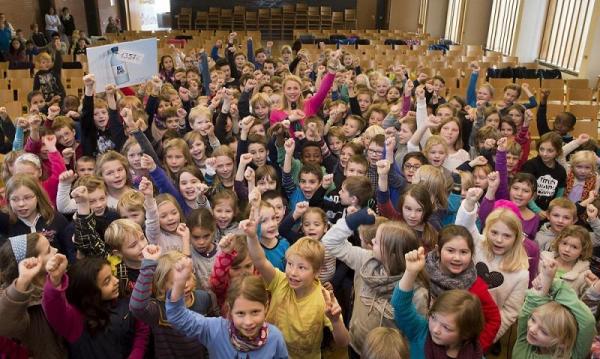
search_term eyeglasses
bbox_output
[9,194,36,204]
[367,148,384,156]
[403,164,421,171]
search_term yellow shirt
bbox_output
[266,269,333,359]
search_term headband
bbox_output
[15,153,41,170]
[9,235,27,263]
[493,199,524,221]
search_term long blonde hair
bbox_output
[531,302,578,359]
[153,250,193,301]
[412,165,448,209]
[482,208,529,272]
[280,75,305,111]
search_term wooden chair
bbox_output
[572,119,598,138]
[233,6,246,30]
[332,12,345,30]
[489,78,514,100]
[176,8,192,30]
[0,62,8,78]
[194,11,209,30]
[245,11,258,31]
[207,7,220,30]
[344,9,358,29]
[541,78,564,90]
[295,3,309,29]
[0,89,13,103]
[567,88,594,104]
[258,8,271,33]
[320,6,332,30]
[62,69,84,79]
[270,8,283,40]
[0,78,9,89]
[566,79,589,89]
[308,6,321,30]
[546,103,566,119]
[6,69,32,79]
[516,78,540,100]
[282,4,296,39]
[4,101,23,119]
[219,8,233,31]
[568,104,599,120]
[10,78,33,91]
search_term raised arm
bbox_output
[239,189,276,284]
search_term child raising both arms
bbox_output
[163,255,288,358]
[240,188,350,358]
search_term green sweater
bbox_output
[512,279,596,358]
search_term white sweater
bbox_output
[455,200,529,340]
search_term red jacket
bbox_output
[470,276,501,352]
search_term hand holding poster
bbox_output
[86,38,158,92]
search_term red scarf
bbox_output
[565,170,596,201]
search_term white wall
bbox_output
[388,0,420,31]
[461,0,493,45]
[513,0,548,60]
[426,0,449,38]
[576,1,600,86]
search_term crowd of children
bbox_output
[0,30,599,359]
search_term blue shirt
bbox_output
[263,237,290,271]
[166,295,289,359]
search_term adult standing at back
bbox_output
[44,7,61,41]
[59,8,75,46]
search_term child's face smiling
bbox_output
[259,207,279,240]
[301,147,322,166]
[440,237,472,275]
[94,108,109,129]
[299,172,320,199]
[265,197,285,224]
[285,253,317,292]
[302,212,327,240]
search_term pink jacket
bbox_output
[270,72,335,133]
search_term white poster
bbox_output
[86,38,158,92]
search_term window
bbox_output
[418,0,429,33]
[539,0,595,73]
[486,0,522,54]
[445,0,466,43]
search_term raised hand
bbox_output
[244,167,256,182]
[42,134,58,152]
[83,74,96,90]
[322,173,333,189]
[176,223,190,242]
[587,204,598,221]
[17,257,44,289]
[105,84,117,97]
[240,116,255,132]
[404,247,426,274]
[138,176,154,198]
[15,117,28,128]
[218,233,236,254]
[540,257,558,280]
[140,154,157,171]
[70,186,89,204]
[173,257,193,285]
[322,287,342,322]
[248,187,261,209]
[577,133,590,145]
[294,201,309,219]
[497,137,508,152]
[46,253,68,287]
[47,105,60,119]
[59,170,77,184]
[470,155,488,167]
[288,109,306,122]
[284,138,296,155]
[62,148,75,163]
[239,153,254,167]
[376,159,391,176]
[487,171,500,193]
[415,86,425,101]
[466,187,484,204]
[142,244,162,261]
[239,218,258,238]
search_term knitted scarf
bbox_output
[565,170,596,201]
[359,257,403,320]
[229,320,269,352]
[425,251,477,299]
[424,335,483,359]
